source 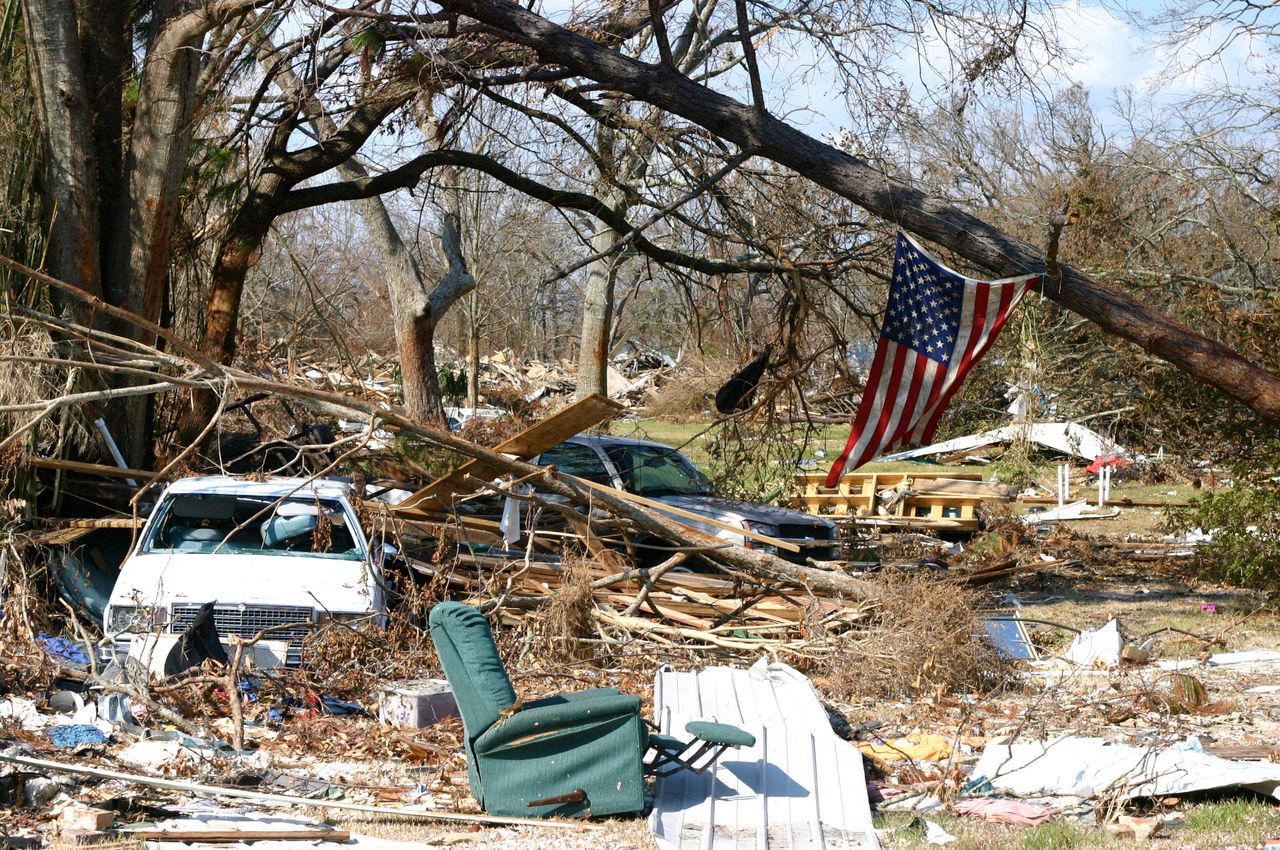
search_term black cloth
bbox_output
[164,600,229,675]
[715,348,771,414]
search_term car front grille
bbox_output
[777,523,835,542]
[171,603,313,663]
[774,523,837,563]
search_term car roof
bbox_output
[162,476,353,500]
[565,434,675,451]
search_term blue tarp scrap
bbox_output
[319,695,369,716]
[37,633,91,667]
[47,724,109,750]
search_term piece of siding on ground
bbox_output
[650,660,880,850]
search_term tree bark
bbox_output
[439,0,1280,421]
[107,0,211,330]
[21,0,101,307]
[574,223,621,399]
[400,314,446,424]
[78,0,124,306]
[467,291,481,409]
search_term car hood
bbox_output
[107,552,376,614]
[655,495,834,535]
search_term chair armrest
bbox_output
[523,688,620,710]
[476,693,641,754]
[686,720,756,748]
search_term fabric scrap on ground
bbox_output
[953,798,1059,825]
[0,697,46,730]
[924,820,957,845]
[857,733,961,762]
[38,632,91,667]
[47,724,109,750]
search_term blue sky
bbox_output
[741,0,1268,138]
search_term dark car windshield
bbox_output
[144,493,363,560]
[604,444,715,498]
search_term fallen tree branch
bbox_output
[0,754,602,830]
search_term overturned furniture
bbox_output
[428,602,754,818]
[793,471,1014,531]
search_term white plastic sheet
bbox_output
[1065,618,1123,667]
[971,736,1280,801]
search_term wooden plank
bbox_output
[30,457,155,480]
[567,476,801,552]
[27,527,97,546]
[116,830,351,842]
[911,479,1015,498]
[395,394,623,513]
[52,517,144,528]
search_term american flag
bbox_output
[825,233,1039,486]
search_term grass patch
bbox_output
[1181,798,1280,838]
[880,800,1280,849]
[1019,821,1089,850]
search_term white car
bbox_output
[104,476,387,667]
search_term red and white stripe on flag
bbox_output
[825,234,1038,486]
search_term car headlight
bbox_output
[107,605,164,632]
[741,520,780,554]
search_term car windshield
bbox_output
[604,445,716,498]
[144,493,363,560]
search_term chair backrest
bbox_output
[428,602,517,737]
[261,514,317,548]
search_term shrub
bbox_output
[1165,480,1280,587]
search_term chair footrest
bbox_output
[685,720,756,748]
[648,733,688,752]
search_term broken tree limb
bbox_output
[568,474,800,552]
[0,754,600,830]
[226,377,880,600]
[428,0,1280,421]
[1,263,876,602]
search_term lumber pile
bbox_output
[793,471,1016,531]
[394,535,875,651]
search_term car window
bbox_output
[145,494,363,560]
[604,445,715,498]
[538,443,614,485]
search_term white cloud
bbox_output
[1048,0,1152,92]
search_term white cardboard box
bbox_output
[377,679,457,728]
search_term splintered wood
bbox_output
[394,394,624,513]
[398,535,873,651]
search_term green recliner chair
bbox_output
[428,602,756,819]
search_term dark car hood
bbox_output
[655,495,832,529]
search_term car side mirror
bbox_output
[375,542,399,565]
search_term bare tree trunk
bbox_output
[575,124,629,401]
[340,167,449,423]
[108,0,207,330]
[442,0,1280,422]
[467,291,481,409]
[78,0,124,305]
[112,1,209,466]
[574,225,621,399]
[180,195,277,441]
[21,0,101,307]
[399,313,442,420]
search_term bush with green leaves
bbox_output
[1165,479,1280,587]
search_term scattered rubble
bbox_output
[3,365,1279,848]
